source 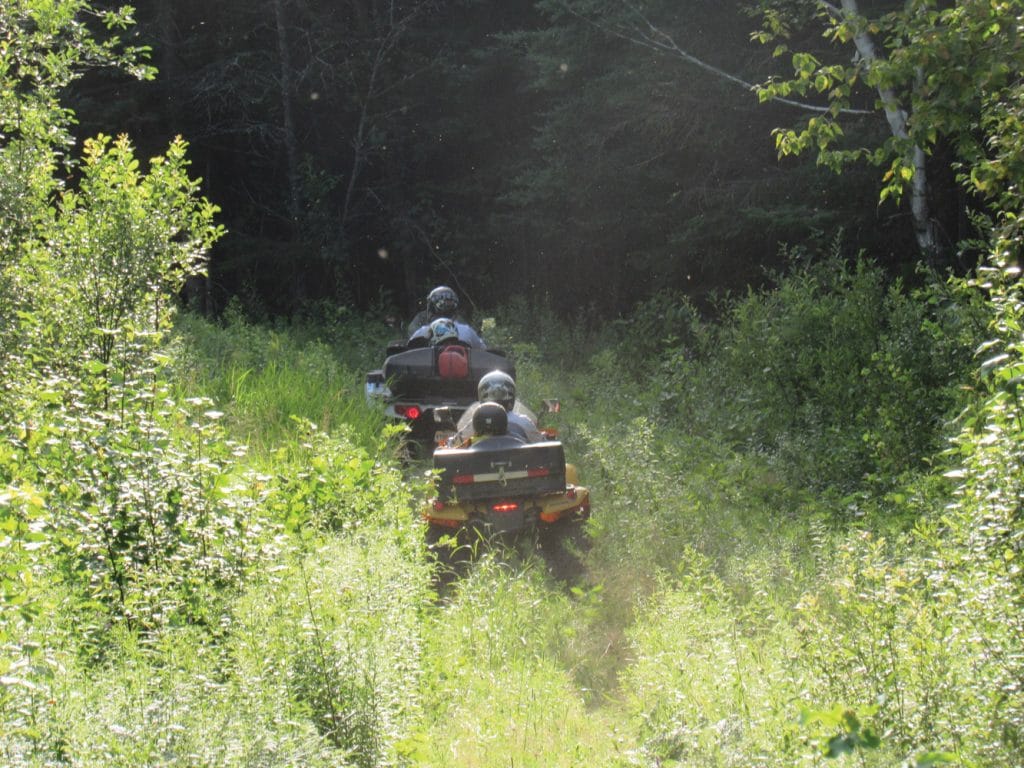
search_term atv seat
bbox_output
[468,434,526,451]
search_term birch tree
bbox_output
[755,0,1024,263]
[551,0,1023,264]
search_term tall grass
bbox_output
[416,553,628,767]
[7,250,1019,767]
[35,528,431,767]
[171,310,393,455]
[496,253,1017,766]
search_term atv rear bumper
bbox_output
[423,484,590,532]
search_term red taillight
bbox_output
[395,404,422,420]
[452,474,474,485]
[491,502,520,513]
[564,487,577,500]
[527,467,550,478]
[432,499,445,512]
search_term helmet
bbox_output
[429,317,459,345]
[427,286,458,316]
[478,370,516,411]
[472,402,508,436]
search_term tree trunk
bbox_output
[273,0,301,222]
[838,0,940,263]
[155,0,177,84]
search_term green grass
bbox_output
[416,554,631,767]
[170,311,393,456]
[6,272,1019,767]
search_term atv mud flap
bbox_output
[483,505,529,534]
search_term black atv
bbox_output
[365,338,515,452]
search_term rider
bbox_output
[408,316,486,349]
[408,285,462,337]
[451,370,543,445]
[470,401,509,441]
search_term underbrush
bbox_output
[558,412,1019,766]
[0,311,430,766]
[3,250,1020,766]
[31,532,429,767]
[497,251,1019,765]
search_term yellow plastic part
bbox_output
[565,463,580,485]
[423,486,589,525]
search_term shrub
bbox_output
[651,253,981,491]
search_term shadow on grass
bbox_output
[425,521,591,600]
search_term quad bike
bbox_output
[421,411,590,552]
[365,336,515,453]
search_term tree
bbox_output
[463,0,903,313]
[0,0,154,372]
[754,0,1024,263]
[99,0,455,312]
[1,1,224,729]
[534,1,1021,268]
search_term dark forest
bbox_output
[70,0,966,318]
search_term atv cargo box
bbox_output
[382,345,515,402]
[433,438,566,502]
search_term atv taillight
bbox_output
[452,474,474,485]
[432,499,445,512]
[491,502,520,513]
[565,487,577,500]
[527,467,550,478]
[395,404,422,420]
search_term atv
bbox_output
[365,336,515,453]
[421,421,591,549]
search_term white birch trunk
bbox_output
[838,0,939,260]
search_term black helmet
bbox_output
[427,286,458,316]
[429,317,459,345]
[477,370,515,411]
[472,402,508,436]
